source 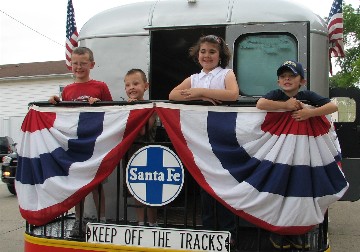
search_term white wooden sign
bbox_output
[86,223,230,251]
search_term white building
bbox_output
[0,61,73,145]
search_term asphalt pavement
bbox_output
[0,181,25,252]
[328,200,360,251]
[0,181,359,252]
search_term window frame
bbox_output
[225,22,310,97]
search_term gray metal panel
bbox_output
[148,0,231,28]
[226,22,308,71]
[80,36,150,100]
[78,0,329,99]
[79,2,154,39]
[150,0,327,31]
[79,0,327,39]
[231,0,327,32]
[309,33,330,97]
[226,21,330,97]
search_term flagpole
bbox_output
[65,0,79,71]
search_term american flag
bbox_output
[65,0,79,70]
[327,0,344,57]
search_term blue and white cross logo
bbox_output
[126,145,184,206]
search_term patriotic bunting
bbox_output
[16,103,348,234]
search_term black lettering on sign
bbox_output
[178,231,227,251]
[124,229,132,244]
[209,234,216,250]
[180,232,186,248]
[152,230,171,248]
[216,234,224,251]
[91,226,98,241]
[89,225,118,244]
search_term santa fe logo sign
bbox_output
[126,145,184,206]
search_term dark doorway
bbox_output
[149,27,226,100]
[330,87,360,202]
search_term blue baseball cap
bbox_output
[277,60,305,79]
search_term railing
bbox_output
[23,100,330,252]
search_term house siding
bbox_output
[0,76,73,144]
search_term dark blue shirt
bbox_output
[263,89,331,107]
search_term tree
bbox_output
[329,3,360,88]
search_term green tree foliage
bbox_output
[329,3,360,88]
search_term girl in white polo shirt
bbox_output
[169,35,239,248]
[169,35,239,104]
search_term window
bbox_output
[331,97,356,123]
[234,33,297,96]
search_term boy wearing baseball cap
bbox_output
[256,60,338,121]
[256,60,338,249]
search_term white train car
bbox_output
[79,0,329,100]
[23,0,359,251]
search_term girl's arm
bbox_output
[169,70,239,102]
[169,77,192,101]
[199,70,239,101]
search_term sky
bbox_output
[0,0,358,65]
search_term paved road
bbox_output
[0,182,25,252]
[0,181,359,252]
[328,200,360,251]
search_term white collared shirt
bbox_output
[191,67,231,90]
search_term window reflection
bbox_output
[234,33,297,96]
[331,97,356,122]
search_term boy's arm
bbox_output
[256,97,302,111]
[292,102,338,121]
[49,95,61,104]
